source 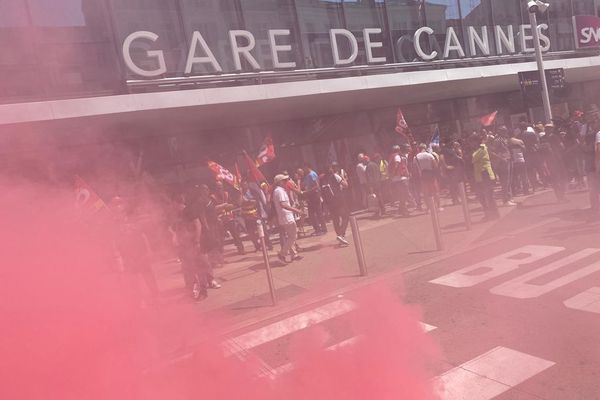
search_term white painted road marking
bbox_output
[226,299,356,355]
[430,245,564,288]
[491,249,600,299]
[564,287,600,314]
[420,322,438,333]
[266,322,437,378]
[435,346,555,400]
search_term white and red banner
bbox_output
[573,15,600,49]
[208,161,239,190]
[256,135,276,166]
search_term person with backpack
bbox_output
[322,163,350,246]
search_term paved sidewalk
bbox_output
[148,194,543,356]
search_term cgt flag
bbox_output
[395,108,409,136]
[395,108,415,145]
[208,161,239,190]
[480,110,499,127]
[256,134,276,166]
[74,175,107,215]
[244,151,267,184]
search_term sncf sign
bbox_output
[574,15,600,48]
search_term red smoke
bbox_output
[0,181,440,399]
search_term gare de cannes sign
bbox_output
[123,24,555,79]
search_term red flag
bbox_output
[207,161,239,191]
[480,110,498,127]
[74,175,107,215]
[243,151,267,183]
[256,134,276,166]
[395,108,415,144]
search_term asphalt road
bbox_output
[221,190,600,399]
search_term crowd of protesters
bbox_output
[111,111,600,302]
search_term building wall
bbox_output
[1,0,598,104]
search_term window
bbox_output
[490,0,522,54]
[110,0,186,78]
[240,0,303,70]
[548,0,574,51]
[20,0,120,99]
[294,0,345,68]
[0,0,40,101]
[385,0,423,62]
[573,0,595,16]
[426,0,463,59]
[343,0,391,64]
[459,0,494,56]
[180,0,243,74]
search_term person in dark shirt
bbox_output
[177,184,227,300]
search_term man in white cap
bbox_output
[273,174,303,263]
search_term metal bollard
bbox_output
[349,216,368,276]
[257,220,277,306]
[459,182,472,231]
[426,196,444,251]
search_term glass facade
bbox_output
[0,0,598,103]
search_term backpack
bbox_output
[321,173,341,206]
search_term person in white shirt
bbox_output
[415,144,443,212]
[272,174,303,264]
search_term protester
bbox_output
[415,144,442,212]
[111,196,159,302]
[472,134,499,220]
[389,144,411,216]
[322,163,350,246]
[365,154,386,218]
[488,126,516,206]
[509,128,530,196]
[374,153,391,204]
[440,141,466,205]
[212,181,244,256]
[523,126,545,191]
[240,180,273,252]
[543,123,568,202]
[175,184,225,300]
[587,119,600,215]
[273,174,303,263]
[355,153,368,208]
[298,164,327,235]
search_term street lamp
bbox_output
[527,0,553,123]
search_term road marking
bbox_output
[491,249,600,298]
[225,299,356,355]
[564,287,600,314]
[434,346,555,400]
[430,245,564,288]
[420,322,438,332]
[266,322,437,378]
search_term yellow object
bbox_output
[472,144,496,182]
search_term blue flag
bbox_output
[428,127,440,152]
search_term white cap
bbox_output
[274,174,289,184]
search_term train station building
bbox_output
[2,0,600,190]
